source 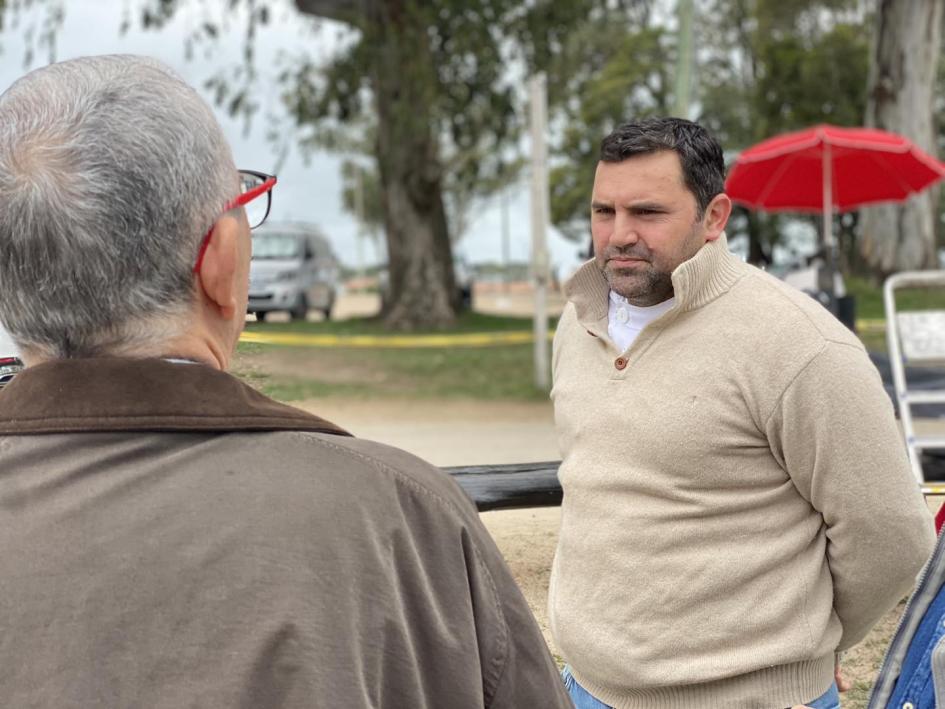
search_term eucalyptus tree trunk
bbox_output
[369,1,457,329]
[859,0,942,277]
[296,0,457,330]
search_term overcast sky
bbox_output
[0,0,588,272]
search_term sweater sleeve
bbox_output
[765,340,935,651]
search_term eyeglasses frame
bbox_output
[193,169,277,274]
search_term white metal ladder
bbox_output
[883,270,945,493]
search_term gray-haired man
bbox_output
[0,55,571,708]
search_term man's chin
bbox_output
[604,273,645,300]
[604,267,671,303]
[605,265,646,287]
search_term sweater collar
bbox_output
[564,232,744,324]
[0,357,351,436]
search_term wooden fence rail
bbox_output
[444,455,945,512]
[443,461,561,512]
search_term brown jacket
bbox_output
[0,358,571,709]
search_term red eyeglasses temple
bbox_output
[193,175,277,274]
[226,176,278,213]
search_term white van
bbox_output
[248,223,340,322]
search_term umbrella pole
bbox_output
[822,144,838,315]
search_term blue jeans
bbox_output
[561,666,841,709]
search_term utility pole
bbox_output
[529,73,550,390]
[501,184,511,296]
[673,0,695,118]
[354,167,366,279]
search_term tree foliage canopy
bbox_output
[695,0,871,265]
[1,0,939,296]
[541,0,873,266]
[546,5,670,241]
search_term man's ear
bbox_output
[196,215,240,320]
[702,192,733,242]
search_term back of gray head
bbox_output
[0,54,236,358]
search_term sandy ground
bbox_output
[302,399,559,466]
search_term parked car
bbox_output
[0,324,23,390]
[248,223,339,322]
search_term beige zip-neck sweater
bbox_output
[549,235,934,709]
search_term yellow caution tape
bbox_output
[239,329,555,349]
[856,319,886,333]
[239,319,886,349]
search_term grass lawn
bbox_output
[857,329,887,354]
[235,341,554,401]
[848,275,945,320]
[234,275,945,402]
[235,276,945,403]
[848,276,945,353]
[234,311,560,402]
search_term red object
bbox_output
[193,170,277,274]
[936,502,945,535]
[725,124,945,213]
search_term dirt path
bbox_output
[295,398,560,467]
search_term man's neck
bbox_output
[22,332,231,371]
[159,332,230,370]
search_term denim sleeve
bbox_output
[888,591,945,708]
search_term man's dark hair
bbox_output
[599,117,725,217]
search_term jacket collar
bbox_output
[564,232,745,328]
[0,357,351,437]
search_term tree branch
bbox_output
[294,0,365,28]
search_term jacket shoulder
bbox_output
[292,432,571,706]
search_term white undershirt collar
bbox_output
[607,291,675,353]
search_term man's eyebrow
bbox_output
[626,201,668,211]
[590,200,613,210]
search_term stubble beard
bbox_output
[597,240,675,305]
[599,222,706,306]
[603,262,674,306]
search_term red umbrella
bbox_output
[725,124,945,255]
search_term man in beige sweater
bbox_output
[549,117,935,709]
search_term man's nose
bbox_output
[610,214,639,247]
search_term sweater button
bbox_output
[614,357,627,370]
